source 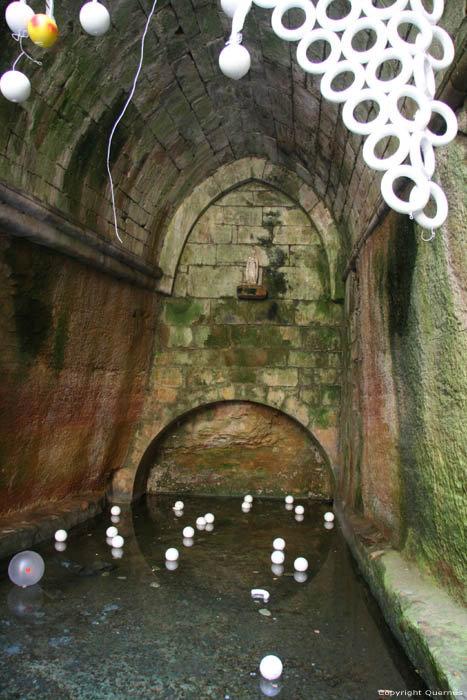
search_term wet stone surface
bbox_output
[0,496,427,699]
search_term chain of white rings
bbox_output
[248,0,457,231]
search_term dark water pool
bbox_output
[0,495,427,699]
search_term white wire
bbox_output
[106,0,158,243]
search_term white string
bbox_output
[106,0,158,243]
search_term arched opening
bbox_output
[133,401,333,501]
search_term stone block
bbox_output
[216,244,255,265]
[301,327,342,351]
[168,326,193,348]
[289,351,328,368]
[187,266,243,298]
[279,266,325,300]
[215,205,263,227]
[181,244,217,265]
[164,298,209,325]
[261,368,298,387]
[295,300,343,325]
[152,367,184,387]
[236,226,275,245]
[190,222,233,244]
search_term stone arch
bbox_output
[131,399,335,501]
[157,157,343,300]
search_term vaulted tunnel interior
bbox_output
[0,0,466,693]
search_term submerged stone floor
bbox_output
[0,496,427,699]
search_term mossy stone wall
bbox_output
[127,181,344,498]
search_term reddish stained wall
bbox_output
[0,236,158,515]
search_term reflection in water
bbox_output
[7,583,43,617]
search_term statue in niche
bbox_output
[245,253,259,285]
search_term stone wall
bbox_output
[122,180,344,499]
[340,105,467,604]
[0,235,157,516]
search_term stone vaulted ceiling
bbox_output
[0,0,465,273]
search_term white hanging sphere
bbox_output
[174,500,184,511]
[271,550,285,565]
[220,0,243,18]
[165,547,179,561]
[294,505,304,515]
[5,1,35,36]
[273,537,285,551]
[244,494,253,503]
[111,534,124,548]
[54,529,68,542]
[294,556,308,572]
[219,43,251,80]
[0,70,31,103]
[106,526,118,538]
[79,1,110,36]
[110,505,121,516]
[324,511,335,522]
[285,495,294,504]
[183,526,195,538]
[259,654,283,681]
[204,512,215,524]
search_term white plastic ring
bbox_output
[341,17,388,65]
[296,28,341,75]
[413,52,436,99]
[409,130,435,178]
[342,87,389,136]
[422,26,455,71]
[409,0,444,25]
[252,0,279,8]
[315,0,363,33]
[360,0,408,21]
[363,124,411,171]
[320,59,366,103]
[271,0,316,41]
[366,47,413,93]
[412,181,448,229]
[387,85,432,133]
[381,164,430,214]
[387,11,433,55]
[423,100,458,146]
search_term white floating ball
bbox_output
[8,551,45,587]
[183,526,195,538]
[271,550,285,565]
[196,516,206,527]
[219,43,251,80]
[106,526,118,539]
[5,1,35,36]
[244,494,253,503]
[259,654,283,681]
[111,535,124,548]
[294,505,304,515]
[285,495,294,504]
[174,500,184,511]
[165,547,179,561]
[110,505,121,516]
[79,0,110,36]
[54,529,68,542]
[0,70,31,103]
[294,556,308,572]
[241,502,251,512]
[273,537,285,551]
[204,512,215,524]
[324,511,335,522]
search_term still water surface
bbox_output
[0,496,427,699]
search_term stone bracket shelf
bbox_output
[237,284,268,300]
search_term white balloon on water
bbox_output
[259,654,283,681]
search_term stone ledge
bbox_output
[336,503,467,697]
[0,494,106,565]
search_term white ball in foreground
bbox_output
[5,1,35,36]
[174,500,184,511]
[183,526,195,538]
[219,43,251,80]
[259,654,283,681]
[204,512,215,524]
[285,495,294,504]
[111,535,124,548]
[106,526,118,539]
[165,547,179,562]
[294,556,308,572]
[294,505,304,515]
[244,494,253,503]
[272,537,285,551]
[324,511,335,522]
[196,516,206,527]
[271,550,285,565]
[0,70,31,103]
[110,505,121,516]
[79,0,110,36]
[241,501,251,512]
[54,529,68,542]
